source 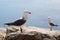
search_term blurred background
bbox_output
[0,0,60,30]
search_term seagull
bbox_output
[48,17,58,31]
[4,10,31,33]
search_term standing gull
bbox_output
[48,17,58,31]
[4,10,31,33]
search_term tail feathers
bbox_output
[4,23,13,26]
[55,25,58,26]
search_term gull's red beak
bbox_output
[29,12,31,14]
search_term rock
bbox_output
[0,34,4,40]
[6,28,19,36]
[4,31,60,40]
[53,35,60,40]
[4,31,41,40]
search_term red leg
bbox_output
[20,27,23,33]
[50,26,52,31]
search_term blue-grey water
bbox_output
[0,0,60,30]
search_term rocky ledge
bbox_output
[4,31,60,40]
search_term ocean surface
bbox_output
[0,0,60,30]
